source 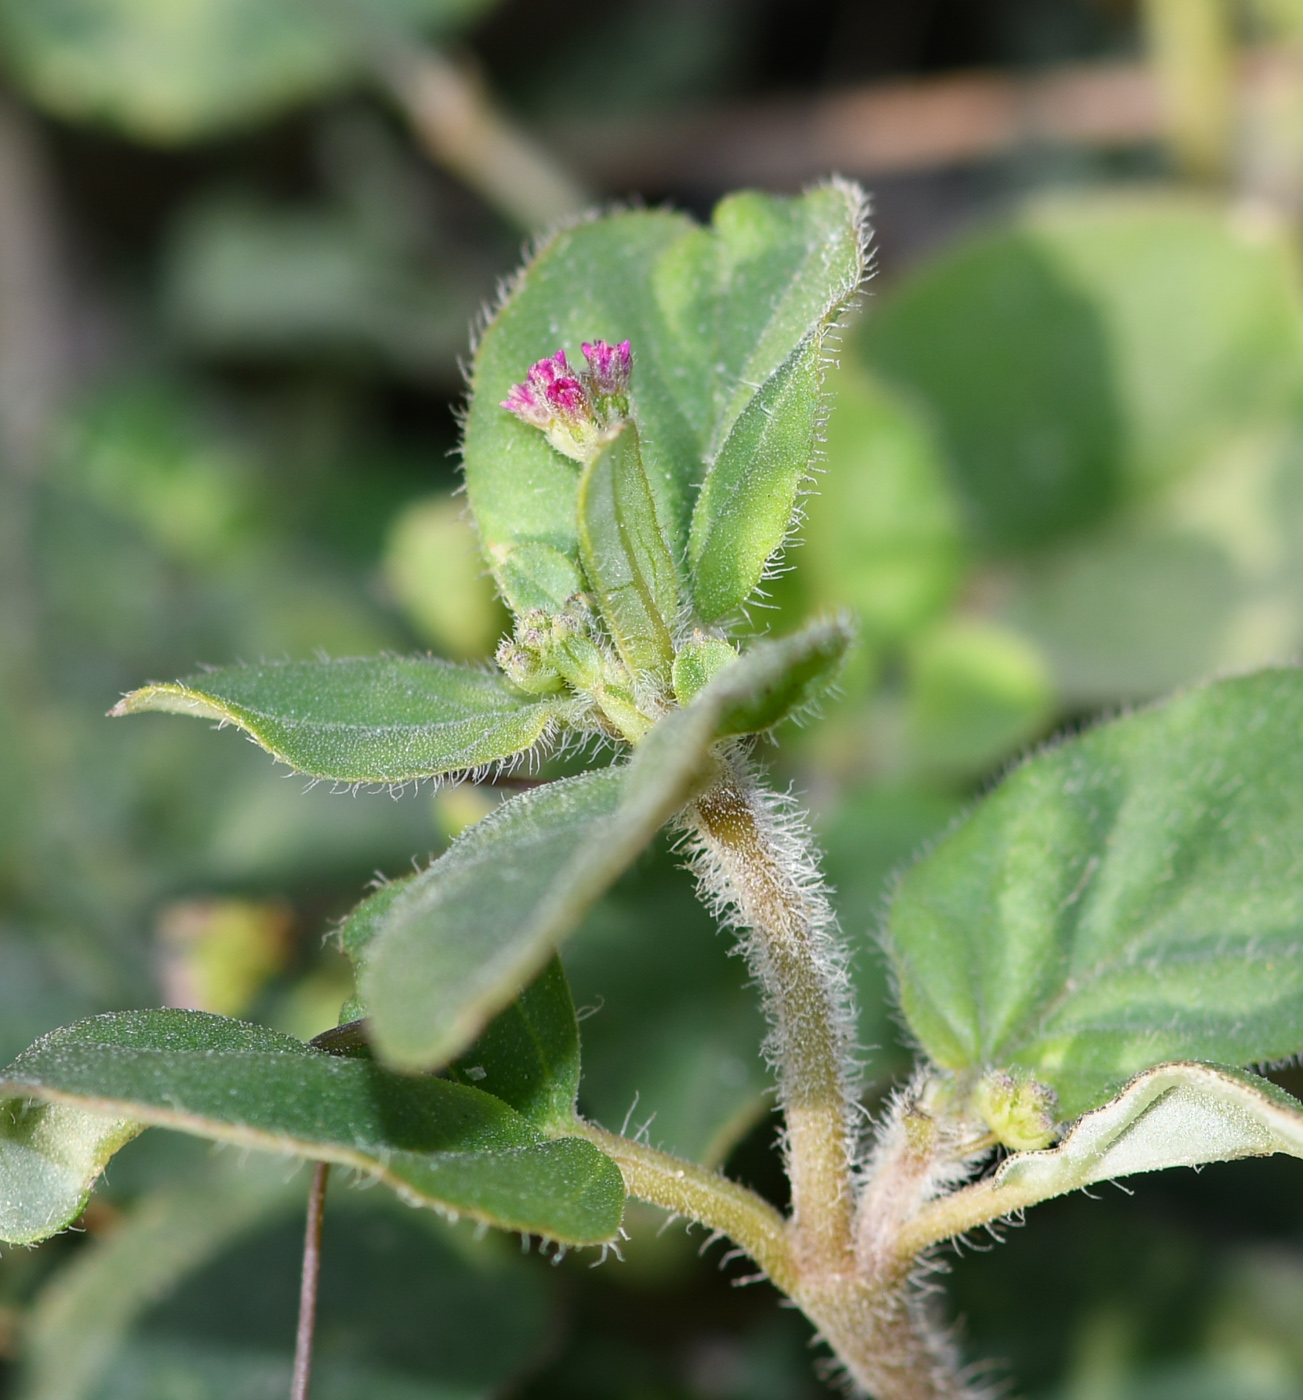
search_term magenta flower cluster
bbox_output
[501,339,632,463]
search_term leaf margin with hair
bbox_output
[110,657,571,784]
[0,1010,625,1247]
[886,667,1303,1118]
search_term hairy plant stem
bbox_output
[687,763,857,1276]
[573,1122,797,1292]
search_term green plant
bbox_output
[6,179,1303,1400]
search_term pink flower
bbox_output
[500,339,634,463]
[581,340,632,399]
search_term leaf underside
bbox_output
[916,1062,1303,1245]
[888,668,1303,1118]
[112,657,564,784]
[0,1010,624,1246]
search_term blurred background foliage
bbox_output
[5,0,1303,1396]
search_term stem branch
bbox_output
[573,1121,797,1293]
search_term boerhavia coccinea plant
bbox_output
[5,179,1303,1400]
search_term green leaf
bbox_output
[447,958,582,1133]
[578,425,679,679]
[862,192,1303,552]
[0,0,495,143]
[688,337,821,622]
[0,1010,625,1246]
[709,615,854,737]
[886,669,1303,1118]
[362,616,857,1072]
[803,363,964,645]
[111,657,566,784]
[463,184,866,617]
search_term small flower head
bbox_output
[501,340,633,463]
[582,339,632,401]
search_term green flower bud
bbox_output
[973,1069,1059,1152]
[672,634,738,707]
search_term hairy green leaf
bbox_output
[689,339,821,622]
[463,184,865,617]
[0,0,494,143]
[112,658,565,784]
[363,617,860,1071]
[578,425,678,679]
[887,669,1303,1118]
[710,615,854,736]
[0,1010,624,1246]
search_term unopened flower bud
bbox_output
[973,1069,1059,1152]
[581,339,632,401]
[495,640,564,695]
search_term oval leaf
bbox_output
[464,183,867,618]
[111,657,566,784]
[0,1010,624,1246]
[887,668,1303,1118]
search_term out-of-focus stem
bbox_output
[1143,0,1234,180]
[290,1163,330,1400]
[376,45,590,230]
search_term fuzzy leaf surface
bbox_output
[578,424,678,679]
[340,887,583,1135]
[463,184,865,616]
[688,336,821,622]
[708,615,854,736]
[910,1064,1303,1251]
[112,658,563,784]
[0,1010,624,1246]
[887,669,1303,1118]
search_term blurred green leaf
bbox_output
[463,184,865,617]
[1000,420,1303,704]
[383,495,508,658]
[24,1176,554,1400]
[578,425,679,679]
[905,618,1052,778]
[112,657,568,784]
[21,1155,297,1400]
[0,0,497,142]
[163,197,487,377]
[803,363,963,645]
[862,193,1303,552]
[0,1009,625,1245]
[887,669,1303,1118]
